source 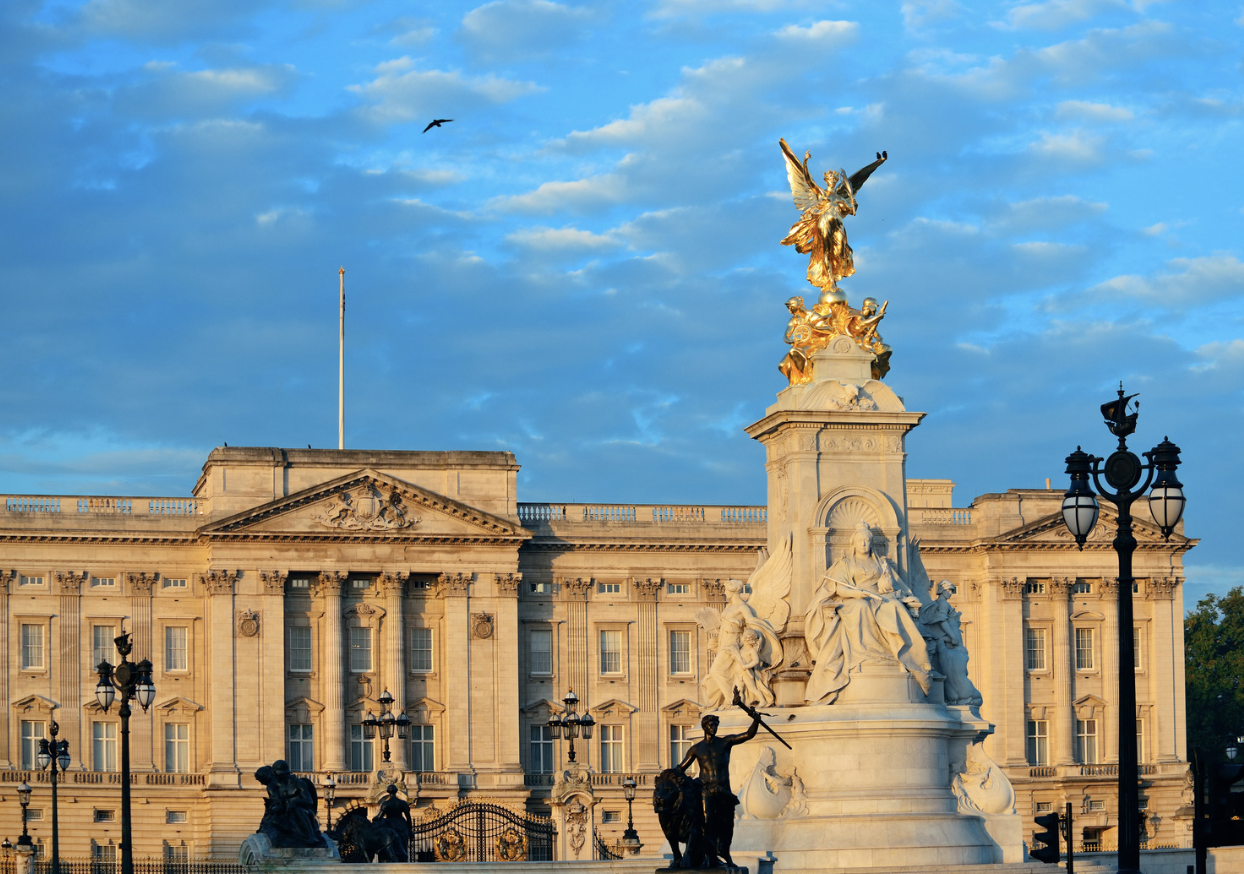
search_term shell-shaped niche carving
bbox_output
[825,496,881,530]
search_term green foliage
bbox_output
[1185,586,1244,762]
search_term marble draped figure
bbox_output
[804,521,935,704]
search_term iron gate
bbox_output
[409,801,555,862]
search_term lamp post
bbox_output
[95,632,156,874]
[1060,385,1185,874]
[36,720,71,874]
[15,783,31,848]
[619,774,642,855]
[546,690,595,764]
[323,773,337,832]
[362,690,410,764]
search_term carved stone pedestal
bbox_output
[238,834,340,871]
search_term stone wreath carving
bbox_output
[472,613,495,639]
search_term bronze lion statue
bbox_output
[653,768,706,868]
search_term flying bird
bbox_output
[422,119,453,133]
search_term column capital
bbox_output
[496,572,522,597]
[315,571,346,596]
[559,576,593,601]
[436,572,471,598]
[379,571,409,594]
[1148,576,1179,600]
[55,569,87,595]
[1100,578,1121,596]
[260,570,288,593]
[1049,576,1074,597]
[632,577,663,601]
[126,571,159,596]
[999,576,1025,601]
[700,578,727,603]
[200,569,238,596]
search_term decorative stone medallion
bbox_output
[472,613,495,639]
[237,610,260,637]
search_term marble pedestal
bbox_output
[720,663,1021,871]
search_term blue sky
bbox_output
[1,0,1241,608]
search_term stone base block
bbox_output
[239,833,340,870]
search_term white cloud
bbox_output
[774,20,858,46]
[902,0,962,30]
[459,0,592,60]
[349,61,541,124]
[1055,99,1134,121]
[1028,130,1104,162]
[1002,0,1126,31]
[493,174,628,213]
[1091,255,1244,304]
[506,225,620,250]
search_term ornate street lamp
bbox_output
[362,690,411,764]
[36,720,71,874]
[95,632,156,874]
[546,690,595,764]
[323,774,336,831]
[16,782,32,848]
[1060,385,1185,874]
[619,774,643,855]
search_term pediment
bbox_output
[408,697,446,719]
[200,469,529,542]
[12,695,57,715]
[1074,693,1108,719]
[588,698,638,718]
[1000,508,1192,549]
[522,698,563,715]
[155,696,204,715]
[1070,609,1105,622]
[660,698,703,719]
[285,696,325,715]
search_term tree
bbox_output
[1186,586,1244,762]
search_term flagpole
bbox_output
[338,266,345,450]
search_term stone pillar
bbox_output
[549,779,596,862]
[128,572,157,772]
[0,571,12,768]
[438,572,473,776]
[495,573,523,772]
[380,572,409,771]
[260,571,289,766]
[15,840,35,874]
[203,570,240,787]
[316,572,347,773]
[634,578,661,771]
[1149,577,1181,762]
[53,571,85,768]
[1051,577,1074,765]
[1100,579,1120,764]
[560,577,592,766]
[998,577,1027,766]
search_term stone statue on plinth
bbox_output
[255,760,326,848]
[670,711,761,868]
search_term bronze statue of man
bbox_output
[676,712,760,867]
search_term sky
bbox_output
[1,0,1241,609]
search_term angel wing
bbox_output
[779,138,823,214]
[906,536,934,604]
[844,150,888,196]
[745,532,793,632]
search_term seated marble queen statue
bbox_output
[804,521,934,704]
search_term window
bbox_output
[1137,719,1146,763]
[26,809,43,821]
[92,625,116,671]
[602,811,622,823]
[94,810,116,823]
[349,627,372,672]
[669,630,692,675]
[1024,581,1045,595]
[287,725,314,772]
[670,725,693,768]
[1088,800,1106,811]
[598,582,621,594]
[600,630,623,675]
[19,575,43,587]
[410,725,435,772]
[288,627,312,673]
[1024,628,1046,671]
[91,841,116,874]
[529,581,552,594]
[21,624,45,670]
[529,725,554,774]
[20,720,46,770]
[410,628,433,673]
[599,725,623,773]
[1134,627,1144,670]
[289,577,310,590]
[165,724,189,773]
[1075,628,1095,671]
[164,843,188,864]
[166,811,188,824]
[667,583,690,595]
[351,577,370,590]
[163,578,187,589]
[1036,802,1053,813]
[93,722,118,772]
[1077,719,1099,764]
[349,724,374,772]
[529,629,553,676]
[1072,580,1092,594]
[92,577,116,588]
[1027,720,1049,766]
[165,627,188,672]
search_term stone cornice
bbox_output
[524,538,761,554]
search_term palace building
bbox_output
[0,444,1193,860]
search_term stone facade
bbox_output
[0,445,1193,859]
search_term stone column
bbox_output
[260,571,289,765]
[1149,577,1180,762]
[380,572,409,771]
[54,571,85,768]
[438,572,473,776]
[0,571,12,768]
[998,577,1027,766]
[561,577,592,767]
[1100,579,1120,764]
[495,573,523,773]
[128,572,157,772]
[203,570,240,787]
[316,572,347,772]
[1051,577,1074,766]
[633,578,661,772]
